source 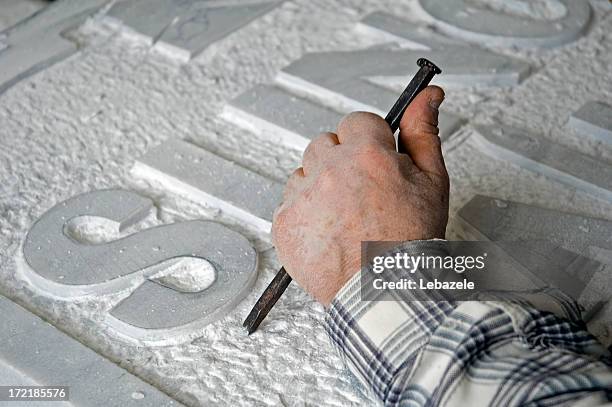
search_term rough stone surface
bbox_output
[131,139,283,233]
[472,125,612,202]
[569,101,612,145]
[105,0,281,61]
[0,294,181,406]
[0,0,611,406]
[417,0,592,48]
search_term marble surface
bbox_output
[472,124,612,202]
[132,139,283,233]
[0,294,180,406]
[0,0,611,405]
[105,0,282,60]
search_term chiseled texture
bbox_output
[0,0,611,406]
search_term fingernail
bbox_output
[429,98,443,110]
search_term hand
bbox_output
[272,86,449,306]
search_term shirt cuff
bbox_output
[324,240,456,400]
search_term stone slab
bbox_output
[569,101,612,144]
[21,189,258,344]
[105,0,280,61]
[131,139,283,233]
[222,11,538,150]
[275,47,531,138]
[472,125,612,202]
[222,84,344,151]
[358,11,530,86]
[456,195,612,313]
[0,0,106,95]
[457,195,612,253]
[224,82,461,152]
[277,50,467,135]
[417,0,591,48]
[0,294,181,406]
[221,10,543,151]
[277,45,530,97]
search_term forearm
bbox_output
[325,241,612,406]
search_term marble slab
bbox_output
[472,125,612,202]
[225,81,462,151]
[105,0,281,61]
[222,84,344,151]
[131,139,283,234]
[0,294,181,405]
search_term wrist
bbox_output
[324,239,448,307]
[320,269,360,308]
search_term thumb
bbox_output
[398,86,447,179]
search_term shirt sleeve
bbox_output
[325,241,612,407]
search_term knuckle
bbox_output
[290,167,304,178]
[411,120,440,137]
[303,132,336,167]
[361,111,388,127]
[316,164,339,189]
[353,143,396,173]
[353,111,384,124]
[338,111,383,131]
[309,163,343,195]
[316,131,336,142]
[287,168,304,187]
[339,111,366,125]
[302,139,317,161]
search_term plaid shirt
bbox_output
[325,241,612,406]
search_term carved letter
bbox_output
[22,189,258,344]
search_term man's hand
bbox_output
[272,86,449,306]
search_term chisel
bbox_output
[243,58,442,334]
